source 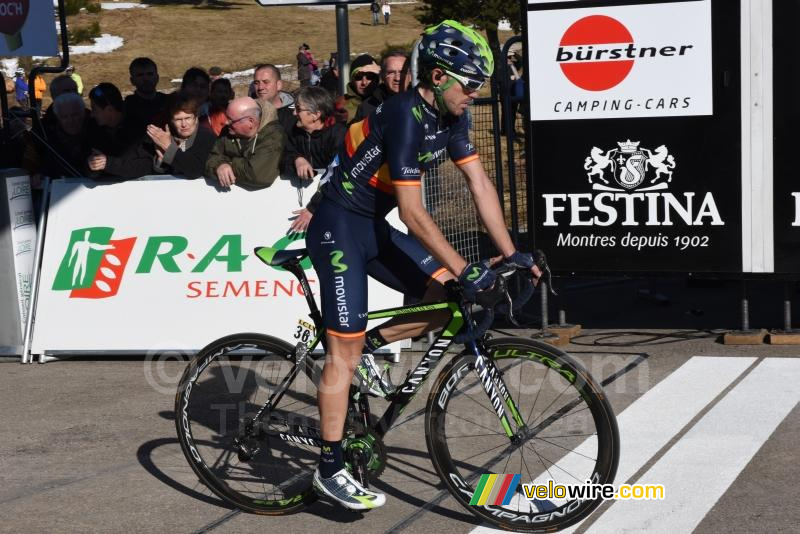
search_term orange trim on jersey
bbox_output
[454,154,480,166]
[345,118,368,158]
[328,329,367,339]
[391,181,422,187]
[430,267,449,281]
[369,175,395,194]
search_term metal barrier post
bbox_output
[21,178,50,364]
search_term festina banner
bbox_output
[773,0,800,273]
[0,0,58,56]
[31,177,404,354]
[527,0,744,273]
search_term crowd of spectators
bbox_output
[2,46,412,196]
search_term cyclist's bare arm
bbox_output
[458,159,516,258]
[396,183,465,277]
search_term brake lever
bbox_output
[534,249,558,296]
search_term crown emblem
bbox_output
[617,139,640,153]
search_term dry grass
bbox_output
[44,3,427,95]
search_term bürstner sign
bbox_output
[528,0,712,120]
[528,0,743,273]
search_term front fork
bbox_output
[468,340,527,442]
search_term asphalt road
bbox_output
[1,321,798,533]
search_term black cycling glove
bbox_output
[503,251,535,270]
[459,260,496,301]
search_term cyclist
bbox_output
[306,20,541,510]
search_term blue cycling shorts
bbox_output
[306,200,447,338]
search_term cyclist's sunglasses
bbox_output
[446,71,485,92]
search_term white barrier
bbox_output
[30,176,405,357]
[0,171,37,356]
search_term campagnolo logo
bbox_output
[557,15,695,91]
[542,139,724,228]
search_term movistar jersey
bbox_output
[322,89,479,218]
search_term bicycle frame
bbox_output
[255,258,528,447]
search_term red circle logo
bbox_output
[0,0,29,35]
[559,15,634,92]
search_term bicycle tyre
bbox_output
[175,333,320,515]
[425,337,619,532]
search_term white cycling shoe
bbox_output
[313,467,386,511]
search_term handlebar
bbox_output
[450,250,555,344]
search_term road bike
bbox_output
[175,247,620,531]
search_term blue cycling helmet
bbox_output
[417,20,494,82]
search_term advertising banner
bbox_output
[31,177,404,354]
[0,0,58,56]
[527,0,744,273]
[772,0,800,273]
[5,174,35,334]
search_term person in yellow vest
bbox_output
[66,65,83,95]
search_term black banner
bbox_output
[527,0,742,273]
[773,1,800,273]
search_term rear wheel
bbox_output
[175,333,321,514]
[425,337,619,531]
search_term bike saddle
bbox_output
[254,246,309,267]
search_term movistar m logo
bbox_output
[418,152,434,163]
[466,266,481,281]
[412,105,423,123]
[342,171,355,195]
[330,250,348,273]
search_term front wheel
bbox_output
[425,337,620,532]
[175,333,321,514]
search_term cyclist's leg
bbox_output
[365,224,454,343]
[306,202,386,509]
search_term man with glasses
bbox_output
[204,96,284,189]
[354,50,409,123]
[306,20,541,510]
[342,54,380,124]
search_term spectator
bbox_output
[202,78,234,136]
[342,54,379,124]
[283,86,345,180]
[320,52,340,96]
[284,86,346,232]
[112,91,217,179]
[65,65,83,95]
[354,51,408,122]
[296,43,315,87]
[86,82,142,178]
[40,75,81,133]
[125,57,168,134]
[208,66,224,82]
[14,69,27,108]
[382,0,391,25]
[23,92,92,179]
[205,96,284,189]
[370,1,380,25]
[181,67,211,118]
[33,73,46,103]
[252,63,295,132]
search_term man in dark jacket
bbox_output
[86,83,143,178]
[354,51,408,123]
[205,97,284,189]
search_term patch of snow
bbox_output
[101,2,147,9]
[1,58,19,79]
[70,34,124,55]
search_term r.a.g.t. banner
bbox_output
[527,0,743,273]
